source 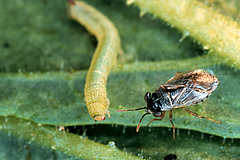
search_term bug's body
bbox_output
[117,69,221,140]
[148,69,219,113]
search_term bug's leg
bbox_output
[146,112,166,126]
[136,113,151,132]
[169,110,175,140]
[183,108,221,123]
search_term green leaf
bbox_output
[0,57,239,139]
[0,116,142,160]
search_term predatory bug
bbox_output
[117,69,221,140]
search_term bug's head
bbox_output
[117,92,163,132]
[144,92,162,117]
[144,92,153,109]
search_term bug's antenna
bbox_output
[136,112,150,132]
[117,107,146,112]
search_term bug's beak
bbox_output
[152,111,162,117]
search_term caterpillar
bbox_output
[68,1,122,121]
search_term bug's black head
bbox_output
[144,92,162,117]
[116,92,163,132]
[144,92,153,109]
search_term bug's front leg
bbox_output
[136,112,151,132]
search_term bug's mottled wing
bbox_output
[163,69,195,87]
[163,69,219,108]
[168,84,210,108]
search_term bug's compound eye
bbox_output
[144,92,151,102]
